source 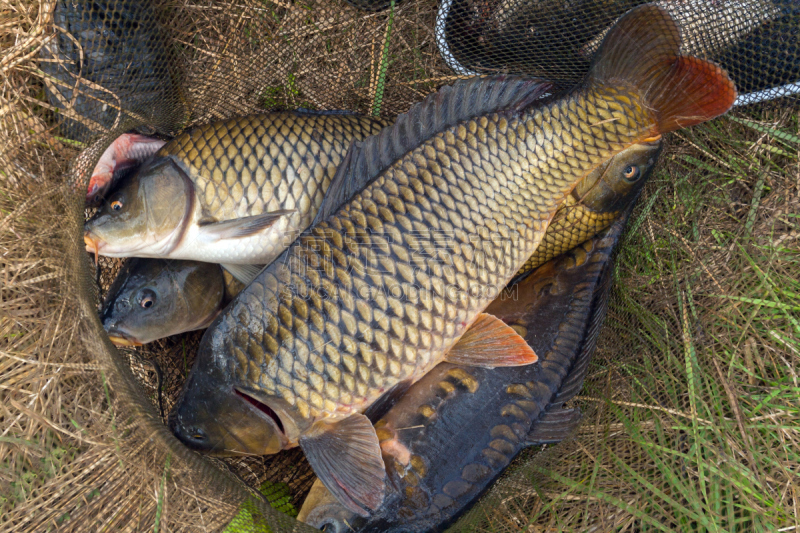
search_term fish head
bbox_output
[573,137,662,214]
[168,349,290,456]
[298,480,361,532]
[100,258,225,346]
[84,158,192,258]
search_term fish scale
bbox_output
[221,87,650,422]
[516,194,619,277]
[169,113,385,226]
[85,111,390,268]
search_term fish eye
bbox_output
[110,199,123,211]
[622,164,640,182]
[139,289,157,309]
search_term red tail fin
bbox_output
[589,4,737,134]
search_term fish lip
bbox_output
[105,324,144,347]
[84,232,102,264]
[84,232,100,253]
[83,227,170,258]
[107,334,143,347]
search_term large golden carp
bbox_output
[297,208,630,532]
[170,4,736,516]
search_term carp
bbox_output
[170,4,735,517]
[100,258,243,347]
[297,207,631,532]
[83,111,391,275]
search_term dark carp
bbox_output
[170,5,735,516]
[100,258,244,347]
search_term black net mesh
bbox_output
[1,0,798,531]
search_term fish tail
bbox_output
[588,4,737,134]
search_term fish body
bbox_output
[170,5,736,517]
[298,207,630,533]
[100,258,242,347]
[84,112,390,267]
[86,133,167,205]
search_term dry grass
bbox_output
[1,0,799,532]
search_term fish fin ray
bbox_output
[589,4,736,134]
[312,76,552,225]
[313,141,359,225]
[299,413,385,517]
[526,407,582,445]
[220,263,265,285]
[445,313,538,367]
[198,210,294,241]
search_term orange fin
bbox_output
[589,4,736,134]
[299,413,385,517]
[445,313,538,368]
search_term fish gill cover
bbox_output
[0,1,798,532]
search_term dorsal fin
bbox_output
[313,76,552,224]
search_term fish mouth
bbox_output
[107,334,143,347]
[104,322,144,347]
[234,388,286,436]
[84,233,101,265]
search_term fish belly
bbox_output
[173,214,294,265]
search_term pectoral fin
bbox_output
[299,413,385,517]
[221,263,265,285]
[198,210,294,241]
[444,313,538,367]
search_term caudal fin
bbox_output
[589,4,736,134]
